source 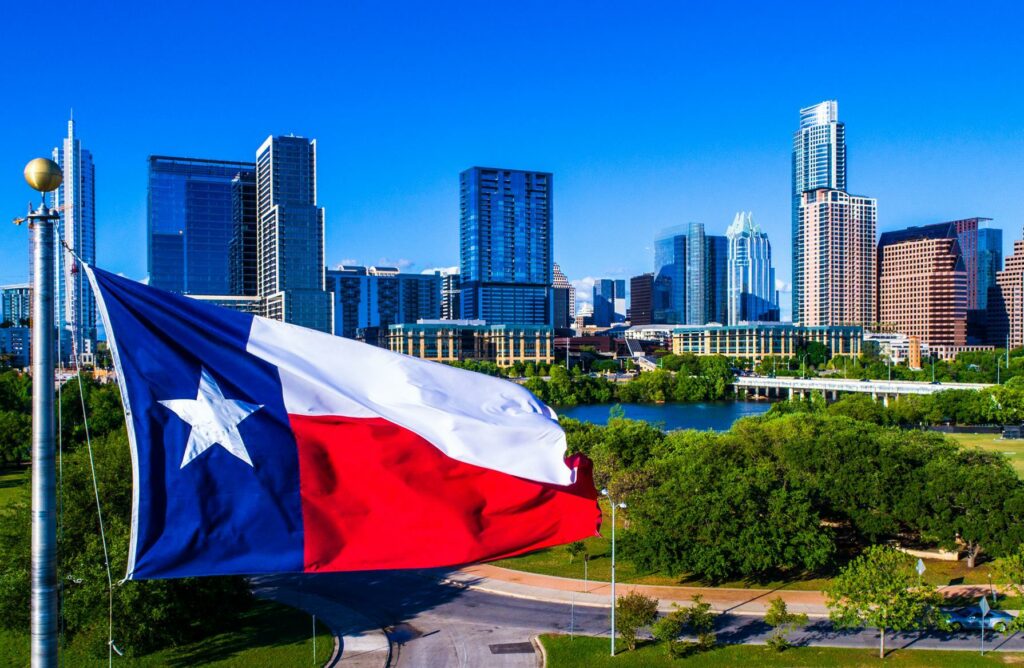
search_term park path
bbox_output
[456,564,1006,619]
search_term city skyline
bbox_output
[2,4,1023,323]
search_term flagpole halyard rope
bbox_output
[62,242,116,666]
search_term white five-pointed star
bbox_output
[159,368,263,469]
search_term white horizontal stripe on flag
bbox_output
[245,316,573,486]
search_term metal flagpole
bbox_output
[23,158,63,668]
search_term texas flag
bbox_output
[84,265,600,580]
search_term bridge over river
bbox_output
[733,375,993,405]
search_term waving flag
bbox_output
[85,265,599,580]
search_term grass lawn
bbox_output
[0,600,333,667]
[0,467,28,508]
[948,432,1024,477]
[495,502,1006,592]
[540,634,1024,667]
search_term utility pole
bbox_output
[22,158,64,668]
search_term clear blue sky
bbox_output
[2,1,1022,319]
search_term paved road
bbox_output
[260,569,1024,667]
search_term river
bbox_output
[558,400,772,431]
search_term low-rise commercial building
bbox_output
[672,323,862,362]
[388,320,553,367]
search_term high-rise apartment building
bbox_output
[593,279,626,327]
[441,272,461,320]
[326,266,441,343]
[53,117,97,356]
[256,135,332,333]
[459,167,552,325]
[0,284,31,326]
[654,226,687,324]
[148,156,256,295]
[630,273,654,326]
[878,235,967,346]
[726,212,778,324]
[551,263,575,329]
[797,188,876,326]
[792,101,846,322]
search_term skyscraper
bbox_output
[592,279,625,327]
[552,263,575,329]
[654,226,686,323]
[792,101,846,322]
[630,273,654,326]
[797,188,876,326]
[148,156,256,295]
[52,117,97,357]
[256,135,332,333]
[683,223,728,325]
[459,167,552,325]
[229,170,258,296]
[878,234,967,346]
[978,227,1003,311]
[706,234,729,325]
[726,212,778,324]
[686,222,706,324]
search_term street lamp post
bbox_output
[802,353,810,379]
[601,489,627,657]
[22,158,64,668]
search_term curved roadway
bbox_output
[258,569,1024,667]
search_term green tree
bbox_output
[615,591,658,652]
[566,540,586,564]
[683,594,715,650]
[827,545,946,659]
[0,429,254,656]
[626,431,833,582]
[994,545,1024,632]
[764,597,808,652]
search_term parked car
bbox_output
[944,606,1016,632]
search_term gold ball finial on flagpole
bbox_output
[23,158,63,193]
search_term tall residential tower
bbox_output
[255,135,332,332]
[792,101,846,322]
[459,167,552,325]
[53,117,97,358]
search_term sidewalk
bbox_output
[452,564,1007,619]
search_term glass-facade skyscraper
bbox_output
[654,226,687,324]
[148,156,256,295]
[727,212,779,324]
[793,101,846,322]
[592,278,625,327]
[978,227,1003,310]
[52,117,97,357]
[459,167,552,325]
[682,223,728,325]
[256,135,333,333]
[230,170,258,296]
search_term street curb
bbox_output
[532,634,547,667]
[447,576,831,619]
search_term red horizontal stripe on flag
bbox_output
[293,414,601,572]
